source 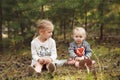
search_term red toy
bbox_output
[74,47,85,57]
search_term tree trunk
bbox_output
[59,20,63,35]
[41,5,45,19]
[71,10,75,30]
[100,23,103,40]
[99,0,104,42]
[7,23,10,38]
[63,20,66,43]
[84,3,88,30]
[20,22,25,37]
[0,0,3,53]
[84,13,87,30]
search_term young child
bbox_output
[67,27,94,69]
[30,19,57,73]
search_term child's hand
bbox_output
[75,56,84,61]
[38,58,44,64]
[44,58,52,64]
[80,56,84,60]
[84,56,89,59]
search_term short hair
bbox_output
[73,27,86,38]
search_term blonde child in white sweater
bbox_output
[30,19,57,73]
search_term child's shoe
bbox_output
[79,60,85,69]
[48,63,56,73]
[84,58,92,69]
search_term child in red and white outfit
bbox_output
[67,27,95,69]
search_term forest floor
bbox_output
[0,42,120,80]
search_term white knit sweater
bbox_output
[30,37,57,66]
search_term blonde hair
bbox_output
[33,19,54,39]
[73,27,86,38]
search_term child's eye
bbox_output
[75,36,79,38]
[79,36,83,38]
[75,35,83,38]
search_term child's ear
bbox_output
[84,35,86,39]
[39,29,45,33]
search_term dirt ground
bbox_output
[0,46,120,80]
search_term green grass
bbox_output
[0,43,120,80]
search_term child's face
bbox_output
[39,26,54,40]
[72,31,85,45]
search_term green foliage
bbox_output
[9,21,20,29]
[1,0,120,53]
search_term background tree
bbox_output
[0,0,2,53]
[1,0,120,53]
